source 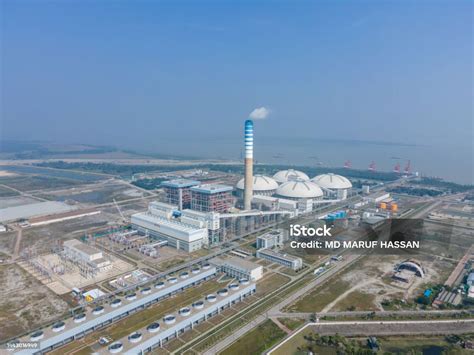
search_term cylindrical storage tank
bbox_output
[155,281,165,289]
[164,315,176,325]
[193,300,204,309]
[239,278,250,285]
[273,169,309,183]
[30,331,44,341]
[111,298,122,308]
[141,287,151,295]
[202,263,211,270]
[380,202,387,209]
[191,267,200,274]
[168,277,178,283]
[179,307,191,316]
[93,306,105,315]
[206,294,217,302]
[229,283,240,291]
[276,179,323,200]
[147,322,160,333]
[126,293,137,301]
[391,203,398,212]
[109,342,123,353]
[128,332,142,343]
[217,288,229,297]
[52,321,65,332]
[74,313,86,323]
[180,271,189,279]
[236,175,279,197]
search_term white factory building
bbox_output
[211,256,263,281]
[63,239,112,271]
[311,173,352,200]
[256,248,303,270]
[131,202,209,252]
[256,230,285,249]
[236,174,279,197]
[273,169,309,183]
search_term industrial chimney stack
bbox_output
[244,119,254,210]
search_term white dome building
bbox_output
[311,173,352,200]
[273,169,309,184]
[275,179,323,200]
[236,175,279,197]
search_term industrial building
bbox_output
[190,184,234,213]
[13,266,217,355]
[63,239,112,271]
[273,169,309,183]
[256,230,285,249]
[99,280,256,354]
[211,256,263,281]
[162,179,200,210]
[236,175,278,197]
[131,202,208,252]
[311,173,352,200]
[256,249,303,270]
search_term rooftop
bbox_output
[161,179,201,188]
[190,184,233,194]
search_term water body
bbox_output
[143,136,473,184]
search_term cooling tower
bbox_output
[244,119,254,210]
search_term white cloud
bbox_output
[249,107,271,120]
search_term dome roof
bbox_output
[273,169,309,183]
[311,173,352,189]
[236,175,279,191]
[276,179,323,199]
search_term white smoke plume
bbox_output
[249,107,270,120]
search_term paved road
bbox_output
[270,309,473,319]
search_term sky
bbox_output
[1,0,473,156]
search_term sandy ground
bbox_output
[0,263,69,340]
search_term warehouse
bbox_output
[256,249,303,270]
[311,173,352,200]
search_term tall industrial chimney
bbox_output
[244,119,254,210]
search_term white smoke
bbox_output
[249,107,270,120]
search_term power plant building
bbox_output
[162,179,200,210]
[256,249,303,270]
[190,184,233,213]
[211,256,263,281]
[256,230,285,249]
[131,202,208,252]
[63,239,112,271]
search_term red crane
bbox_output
[344,160,352,169]
[368,161,376,172]
[393,162,401,173]
[404,160,411,174]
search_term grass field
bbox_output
[220,319,287,355]
[286,278,350,312]
[332,290,378,312]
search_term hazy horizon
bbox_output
[1,0,472,181]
